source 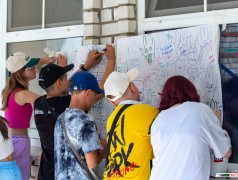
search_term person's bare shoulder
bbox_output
[15,90,40,105]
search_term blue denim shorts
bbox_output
[0,160,22,180]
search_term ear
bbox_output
[56,79,61,88]
[85,89,90,97]
[109,100,117,107]
[129,82,136,93]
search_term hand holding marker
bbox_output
[43,48,58,63]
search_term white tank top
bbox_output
[0,130,14,160]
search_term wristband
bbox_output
[80,64,87,71]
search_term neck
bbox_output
[69,96,86,111]
[46,90,66,99]
[169,103,181,109]
[116,97,139,105]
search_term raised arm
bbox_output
[14,55,55,105]
[38,54,56,65]
[35,54,56,73]
[15,90,40,105]
[96,44,116,101]
[67,50,103,80]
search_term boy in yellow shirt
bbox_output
[103,68,159,180]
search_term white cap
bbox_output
[104,68,138,101]
[6,52,40,73]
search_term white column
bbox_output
[0,0,8,116]
[137,0,146,35]
[204,0,207,12]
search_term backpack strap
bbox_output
[62,112,95,180]
[40,96,59,118]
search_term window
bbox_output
[0,0,84,117]
[147,0,238,17]
[138,1,238,34]
[208,0,238,11]
[147,0,203,17]
[7,0,83,31]
[8,0,42,30]
[45,0,83,28]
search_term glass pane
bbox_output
[220,23,238,165]
[45,0,83,27]
[8,0,42,31]
[147,0,204,17]
[208,0,238,10]
[156,0,203,10]
[7,37,83,59]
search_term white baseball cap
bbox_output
[104,68,138,101]
[6,52,40,73]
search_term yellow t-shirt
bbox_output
[103,104,159,180]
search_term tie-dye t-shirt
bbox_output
[54,108,103,180]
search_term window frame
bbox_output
[138,0,238,34]
[7,0,83,32]
[147,0,204,17]
[0,0,84,116]
[147,0,238,18]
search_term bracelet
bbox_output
[80,64,87,71]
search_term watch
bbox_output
[80,64,87,71]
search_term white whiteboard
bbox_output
[63,24,222,138]
[62,25,222,177]
[117,24,222,117]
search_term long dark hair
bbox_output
[0,116,10,140]
[159,75,200,111]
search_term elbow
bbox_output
[87,162,98,169]
[85,150,102,168]
[224,147,232,159]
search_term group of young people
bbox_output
[0,44,232,180]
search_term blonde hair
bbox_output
[1,68,29,111]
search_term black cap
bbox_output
[39,63,74,89]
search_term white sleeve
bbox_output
[0,131,14,159]
[203,105,231,159]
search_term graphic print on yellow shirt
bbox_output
[104,104,159,180]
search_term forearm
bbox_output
[224,147,232,158]
[99,147,107,160]
[86,149,106,169]
[99,60,115,90]
[94,149,106,166]
[67,55,99,81]
[95,60,115,102]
